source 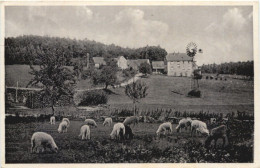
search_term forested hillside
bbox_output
[5,35,167,65]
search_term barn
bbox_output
[113,56,128,70]
[127,59,150,71]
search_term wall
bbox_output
[167,61,193,77]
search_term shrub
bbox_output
[187,89,201,98]
[123,68,137,78]
[77,90,108,106]
[139,62,152,76]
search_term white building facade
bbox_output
[166,53,194,77]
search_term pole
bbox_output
[15,81,18,103]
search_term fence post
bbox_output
[15,81,19,103]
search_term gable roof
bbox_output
[152,61,165,69]
[113,56,126,62]
[93,57,106,65]
[166,53,193,62]
[127,59,150,70]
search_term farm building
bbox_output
[166,53,195,77]
[152,61,165,74]
[113,56,128,69]
[127,59,150,71]
[93,57,106,68]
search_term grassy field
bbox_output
[5,119,253,163]
[107,75,254,113]
[5,65,254,163]
[6,65,254,114]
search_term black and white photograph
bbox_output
[2,2,259,165]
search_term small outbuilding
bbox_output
[93,57,106,68]
[152,61,165,74]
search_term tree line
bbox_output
[5,35,167,65]
[200,61,254,77]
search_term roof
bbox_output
[166,53,193,62]
[127,59,150,69]
[113,56,126,62]
[152,61,165,69]
[93,57,106,65]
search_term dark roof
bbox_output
[93,57,106,65]
[166,53,193,61]
[152,61,165,69]
[127,59,150,70]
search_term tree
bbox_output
[125,81,148,116]
[139,62,152,76]
[27,44,76,115]
[92,59,118,89]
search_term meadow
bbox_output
[5,118,253,163]
[5,65,254,163]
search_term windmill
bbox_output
[186,42,203,97]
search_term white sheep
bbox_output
[31,132,58,153]
[176,117,192,133]
[103,117,113,126]
[62,118,70,127]
[191,120,209,136]
[205,125,229,148]
[110,123,125,140]
[58,121,68,133]
[156,122,173,136]
[123,116,139,126]
[50,116,56,125]
[79,125,91,140]
[84,119,98,127]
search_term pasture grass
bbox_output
[5,120,253,163]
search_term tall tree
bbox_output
[92,58,118,89]
[125,81,148,116]
[27,44,76,115]
[139,62,152,76]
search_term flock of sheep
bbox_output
[31,115,229,154]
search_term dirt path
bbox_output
[76,73,142,92]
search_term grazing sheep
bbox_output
[62,118,70,127]
[110,123,125,140]
[31,132,58,153]
[123,125,134,140]
[79,125,91,140]
[156,122,173,136]
[103,117,113,126]
[210,118,217,124]
[205,125,229,148]
[123,116,139,126]
[58,121,68,133]
[85,119,98,127]
[191,120,209,136]
[176,118,192,133]
[50,116,55,125]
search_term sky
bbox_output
[5,6,253,65]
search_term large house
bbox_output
[113,56,128,69]
[166,53,196,77]
[127,59,150,71]
[93,57,106,68]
